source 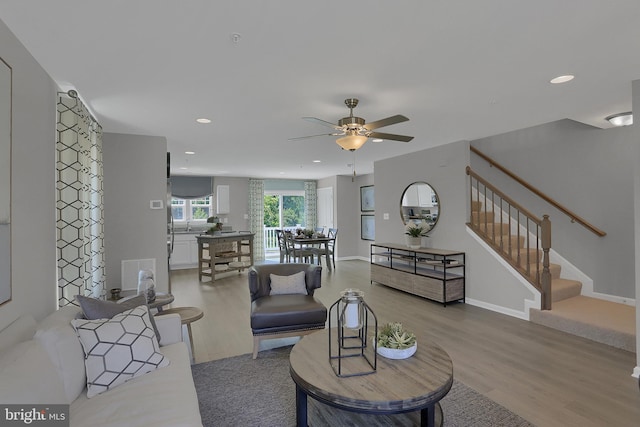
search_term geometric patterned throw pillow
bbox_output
[71,305,170,398]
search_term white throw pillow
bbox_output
[71,305,169,398]
[269,271,308,295]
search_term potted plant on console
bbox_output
[375,322,417,359]
[405,220,429,249]
[206,216,223,234]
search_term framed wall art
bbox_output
[360,185,374,212]
[361,214,375,241]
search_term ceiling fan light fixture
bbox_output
[336,134,368,151]
[605,112,633,127]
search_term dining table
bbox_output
[291,236,334,271]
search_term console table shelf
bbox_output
[370,243,465,305]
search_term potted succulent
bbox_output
[405,220,429,248]
[375,322,417,359]
[206,216,222,234]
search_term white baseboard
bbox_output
[465,297,529,321]
[587,291,636,306]
[632,366,640,379]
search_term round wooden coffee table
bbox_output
[289,329,453,427]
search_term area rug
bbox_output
[191,346,533,427]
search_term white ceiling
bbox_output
[1,1,639,179]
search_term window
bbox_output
[264,191,305,228]
[171,196,212,222]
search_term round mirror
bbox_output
[400,182,440,232]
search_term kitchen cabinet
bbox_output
[216,185,230,214]
[170,233,199,269]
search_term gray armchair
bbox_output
[249,263,327,358]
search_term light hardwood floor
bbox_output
[170,260,640,427]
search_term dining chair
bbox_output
[284,231,315,263]
[314,226,324,235]
[326,228,338,268]
[275,229,290,263]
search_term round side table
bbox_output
[148,293,175,312]
[155,306,204,357]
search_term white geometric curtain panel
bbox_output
[248,178,265,261]
[304,181,317,230]
[56,91,105,306]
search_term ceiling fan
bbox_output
[289,98,414,151]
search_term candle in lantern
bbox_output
[344,302,360,328]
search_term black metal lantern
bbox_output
[328,288,377,377]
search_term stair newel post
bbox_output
[541,215,552,310]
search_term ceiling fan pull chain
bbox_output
[352,151,357,181]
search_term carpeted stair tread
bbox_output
[474,222,511,236]
[527,263,561,280]
[530,296,635,352]
[505,247,541,264]
[551,278,582,302]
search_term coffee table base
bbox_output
[296,384,443,427]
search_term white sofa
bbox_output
[0,306,203,427]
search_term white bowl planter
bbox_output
[376,343,417,360]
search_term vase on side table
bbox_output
[406,236,421,249]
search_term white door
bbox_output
[317,187,333,233]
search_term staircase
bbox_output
[470,200,635,352]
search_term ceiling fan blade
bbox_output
[364,115,409,130]
[302,117,340,129]
[287,133,340,141]
[368,132,414,142]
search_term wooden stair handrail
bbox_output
[470,146,606,237]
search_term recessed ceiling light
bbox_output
[371,139,383,143]
[179,167,188,170]
[550,75,575,84]
[196,118,211,124]
[185,151,195,155]
[313,160,321,163]
[605,112,633,126]
[279,172,285,175]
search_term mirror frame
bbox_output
[400,181,440,232]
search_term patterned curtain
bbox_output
[56,91,105,306]
[248,178,265,261]
[304,181,317,230]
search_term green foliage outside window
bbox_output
[264,195,279,227]
[192,207,209,219]
[283,195,304,227]
[263,194,305,227]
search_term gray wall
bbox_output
[374,140,536,314]
[103,133,169,293]
[471,119,635,299]
[0,19,58,329]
